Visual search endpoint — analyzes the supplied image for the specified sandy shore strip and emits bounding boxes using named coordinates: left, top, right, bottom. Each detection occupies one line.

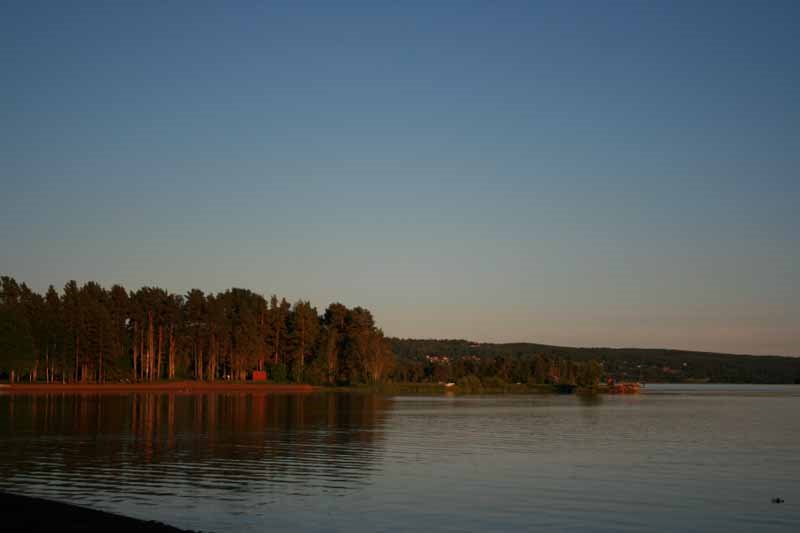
left=0, top=491, right=199, bottom=532
left=1, top=380, right=316, bottom=394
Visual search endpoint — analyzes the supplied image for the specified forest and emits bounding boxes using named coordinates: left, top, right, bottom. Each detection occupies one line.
left=5, top=274, right=794, bottom=387
left=0, top=276, right=393, bottom=385
left=0, top=275, right=606, bottom=389
left=390, top=338, right=800, bottom=384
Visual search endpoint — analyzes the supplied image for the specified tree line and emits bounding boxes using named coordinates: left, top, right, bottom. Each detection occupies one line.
left=393, top=354, right=604, bottom=389
left=389, top=338, right=800, bottom=384
left=0, top=276, right=394, bottom=385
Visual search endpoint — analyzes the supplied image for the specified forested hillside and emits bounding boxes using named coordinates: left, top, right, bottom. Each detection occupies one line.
left=389, top=338, right=800, bottom=384
left=0, top=276, right=393, bottom=385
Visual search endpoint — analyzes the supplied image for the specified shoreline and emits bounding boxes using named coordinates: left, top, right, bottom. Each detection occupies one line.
left=0, top=491, right=195, bottom=532
left=0, top=380, right=316, bottom=394
left=0, top=381, right=623, bottom=395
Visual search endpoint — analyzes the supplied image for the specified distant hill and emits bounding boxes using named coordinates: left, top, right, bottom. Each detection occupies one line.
left=388, top=338, right=800, bottom=384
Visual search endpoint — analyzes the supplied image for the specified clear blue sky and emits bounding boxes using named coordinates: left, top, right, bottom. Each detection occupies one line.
left=2, top=1, right=798, bottom=355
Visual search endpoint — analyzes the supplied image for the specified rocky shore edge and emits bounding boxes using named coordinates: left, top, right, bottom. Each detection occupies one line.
left=0, top=492, right=198, bottom=532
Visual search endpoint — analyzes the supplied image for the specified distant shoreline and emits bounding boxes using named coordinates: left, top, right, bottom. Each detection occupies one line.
left=0, top=381, right=597, bottom=395
left=0, top=380, right=316, bottom=394
left=0, top=491, right=194, bottom=532
left=5, top=381, right=794, bottom=396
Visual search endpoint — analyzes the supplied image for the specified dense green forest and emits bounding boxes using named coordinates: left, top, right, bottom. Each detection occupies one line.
left=0, top=276, right=393, bottom=385
left=390, top=338, right=800, bottom=384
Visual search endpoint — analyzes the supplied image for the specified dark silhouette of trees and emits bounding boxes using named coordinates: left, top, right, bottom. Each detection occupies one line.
left=4, top=274, right=796, bottom=386
left=266, top=296, right=290, bottom=368
left=0, top=275, right=395, bottom=385
left=288, top=300, right=319, bottom=382
left=0, top=277, right=35, bottom=383
left=320, top=303, right=348, bottom=384
left=388, top=338, right=800, bottom=385
left=184, top=288, right=207, bottom=381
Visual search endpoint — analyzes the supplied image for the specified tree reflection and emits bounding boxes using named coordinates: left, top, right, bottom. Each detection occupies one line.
left=0, top=392, right=393, bottom=496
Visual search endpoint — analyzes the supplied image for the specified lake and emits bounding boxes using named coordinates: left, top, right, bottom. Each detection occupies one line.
left=1, top=385, right=798, bottom=532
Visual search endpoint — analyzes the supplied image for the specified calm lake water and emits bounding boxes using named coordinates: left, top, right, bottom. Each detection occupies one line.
left=1, top=385, right=799, bottom=532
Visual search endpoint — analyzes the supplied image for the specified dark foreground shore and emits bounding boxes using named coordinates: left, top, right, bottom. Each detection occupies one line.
left=0, top=492, right=196, bottom=532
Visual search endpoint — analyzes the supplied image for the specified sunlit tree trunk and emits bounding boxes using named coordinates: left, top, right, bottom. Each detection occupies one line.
left=147, top=311, right=154, bottom=382
left=157, top=324, right=164, bottom=381
left=168, top=324, right=176, bottom=379
left=196, top=346, right=204, bottom=381
left=207, top=334, right=217, bottom=382
left=74, top=335, right=80, bottom=383
left=132, top=321, right=138, bottom=381
left=274, top=327, right=280, bottom=365
left=140, top=328, right=145, bottom=381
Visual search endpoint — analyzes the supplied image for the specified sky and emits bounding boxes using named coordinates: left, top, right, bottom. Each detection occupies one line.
left=1, top=1, right=798, bottom=355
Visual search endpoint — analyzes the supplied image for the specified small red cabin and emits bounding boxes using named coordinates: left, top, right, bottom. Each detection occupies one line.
left=252, top=370, right=268, bottom=382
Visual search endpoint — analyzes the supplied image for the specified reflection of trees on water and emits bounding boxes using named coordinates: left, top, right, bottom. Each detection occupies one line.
left=0, top=393, right=393, bottom=495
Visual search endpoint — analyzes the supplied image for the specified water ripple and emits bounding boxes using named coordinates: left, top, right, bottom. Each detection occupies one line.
left=1, top=388, right=799, bottom=532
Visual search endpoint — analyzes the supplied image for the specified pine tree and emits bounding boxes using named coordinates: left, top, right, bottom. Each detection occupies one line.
left=288, top=301, right=319, bottom=382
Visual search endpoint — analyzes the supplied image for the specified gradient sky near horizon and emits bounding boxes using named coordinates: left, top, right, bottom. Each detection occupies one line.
left=2, top=1, right=798, bottom=355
